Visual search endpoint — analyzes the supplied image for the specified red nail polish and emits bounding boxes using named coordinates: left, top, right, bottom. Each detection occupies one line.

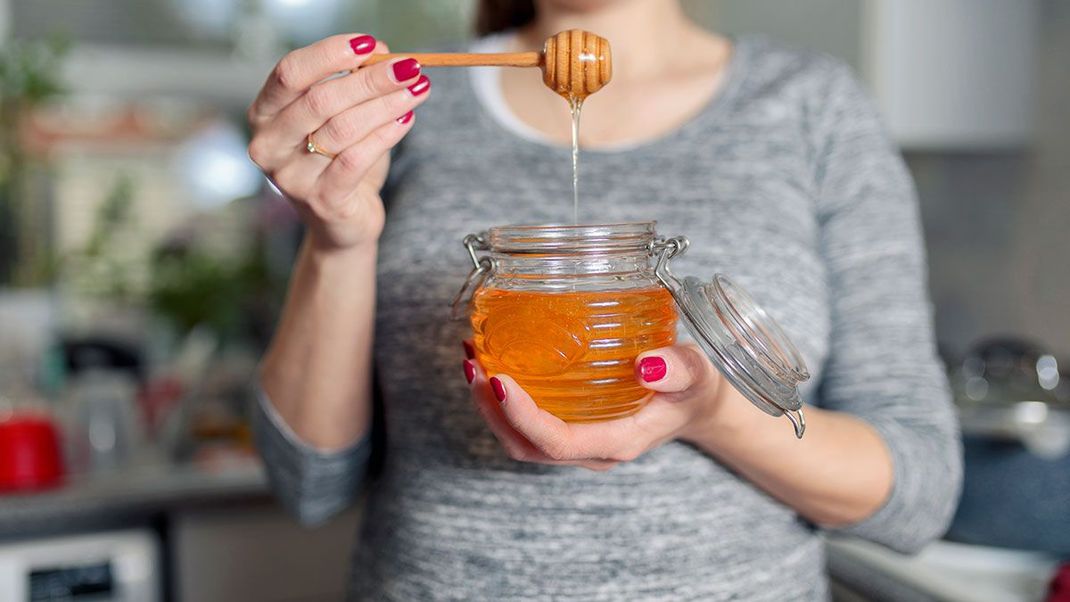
left=396, top=110, right=414, bottom=125
left=463, top=360, right=475, bottom=384
left=463, top=341, right=475, bottom=360
left=392, top=58, right=421, bottom=82
left=490, top=377, right=507, bottom=402
left=638, top=356, right=667, bottom=382
left=349, top=34, right=376, bottom=55
left=407, top=75, right=430, bottom=96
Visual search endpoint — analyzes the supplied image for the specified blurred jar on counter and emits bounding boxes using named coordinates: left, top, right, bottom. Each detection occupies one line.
left=66, top=369, right=143, bottom=474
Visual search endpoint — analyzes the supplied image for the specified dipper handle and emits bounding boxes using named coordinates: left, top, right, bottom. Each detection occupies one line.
left=364, top=52, right=541, bottom=68
left=363, top=29, right=612, bottom=100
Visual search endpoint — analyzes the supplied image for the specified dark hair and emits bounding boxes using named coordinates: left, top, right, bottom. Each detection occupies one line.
left=475, top=0, right=537, bottom=36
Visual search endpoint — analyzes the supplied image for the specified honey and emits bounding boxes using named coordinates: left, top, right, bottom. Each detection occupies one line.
left=568, top=97, right=583, bottom=225
left=471, top=286, right=677, bottom=421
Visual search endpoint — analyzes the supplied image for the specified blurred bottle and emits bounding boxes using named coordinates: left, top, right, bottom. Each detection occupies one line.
left=67, top=369, right=142, bottom=474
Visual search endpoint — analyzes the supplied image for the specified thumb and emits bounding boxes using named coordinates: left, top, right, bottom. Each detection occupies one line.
left=635, top=345, right=714, bottom=394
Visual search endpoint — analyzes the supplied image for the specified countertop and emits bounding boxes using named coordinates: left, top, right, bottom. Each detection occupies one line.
left=0, top=457, right=271, bottom=540
left=827, top=536, right=1061, bottom=601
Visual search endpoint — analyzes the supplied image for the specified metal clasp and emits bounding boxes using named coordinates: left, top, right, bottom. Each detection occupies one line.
left=785, top=408, right=806, bottom=439
left=651, top=236, right=689, bottom=289
left=449, top=233, right=492, bottom=320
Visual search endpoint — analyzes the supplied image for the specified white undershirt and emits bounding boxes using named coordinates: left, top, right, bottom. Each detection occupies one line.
left=468, top=33, right=554, bottom=145
left=468, top=33, right=641, bottom=151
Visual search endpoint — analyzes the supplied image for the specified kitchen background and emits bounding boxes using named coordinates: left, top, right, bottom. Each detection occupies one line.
left=0, top=1, right=1066, bottom=601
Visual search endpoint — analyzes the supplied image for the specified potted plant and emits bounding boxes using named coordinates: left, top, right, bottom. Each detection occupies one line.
left=0, top=38, right=68, bottom=287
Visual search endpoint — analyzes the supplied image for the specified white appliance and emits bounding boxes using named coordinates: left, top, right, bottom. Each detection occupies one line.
left=0, top=529, right=161, bottom=602
left=829, top=537, right=1061, bottom=601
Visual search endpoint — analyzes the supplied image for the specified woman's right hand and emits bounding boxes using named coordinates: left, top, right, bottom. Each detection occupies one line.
left=247, top=34, right=431, bottom=251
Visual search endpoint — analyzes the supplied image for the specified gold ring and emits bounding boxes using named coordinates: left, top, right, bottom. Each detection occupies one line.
left=306, top=133, right=335, bottom=160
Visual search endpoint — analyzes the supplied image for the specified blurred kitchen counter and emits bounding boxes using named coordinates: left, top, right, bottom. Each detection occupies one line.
left=0, top=457, right=272, bottom=540
left=827, top=536, right=1060, bottom=602
left=5, top=463, right=1060, bottom=601
left=0, top=458, right=361, bottom=602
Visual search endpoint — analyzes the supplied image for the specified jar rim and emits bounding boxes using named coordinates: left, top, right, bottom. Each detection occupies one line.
left=486, top=222, right=656, bottom=254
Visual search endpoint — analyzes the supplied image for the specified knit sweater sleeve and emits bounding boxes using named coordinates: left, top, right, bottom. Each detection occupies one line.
left=252, top=384, right=371, bottom=526
left=811, top=61, right=963, bottom=553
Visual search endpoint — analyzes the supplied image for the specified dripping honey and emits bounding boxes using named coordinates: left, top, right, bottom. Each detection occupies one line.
left=568, top=97, right=583, bottom=225
left=471, top=286, right=677, bottom=422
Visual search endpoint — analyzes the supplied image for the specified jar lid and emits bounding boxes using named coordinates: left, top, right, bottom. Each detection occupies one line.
left=655, top=244, right=810, bottom=437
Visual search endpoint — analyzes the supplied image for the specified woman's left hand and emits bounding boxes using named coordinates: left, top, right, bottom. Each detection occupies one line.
left=462, top=341, right=739, bottom=471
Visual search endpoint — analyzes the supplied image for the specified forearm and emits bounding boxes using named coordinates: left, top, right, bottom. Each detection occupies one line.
left=259, top=237, right=377, bottom=450
left=684, top=391, right=894, bottom=527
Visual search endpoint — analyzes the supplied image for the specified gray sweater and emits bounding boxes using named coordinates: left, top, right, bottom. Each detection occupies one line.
left=254, top=36, right=962, bottom=601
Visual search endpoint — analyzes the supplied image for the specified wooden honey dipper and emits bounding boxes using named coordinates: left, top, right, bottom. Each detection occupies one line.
left=365, top=29, right=612, bottom=100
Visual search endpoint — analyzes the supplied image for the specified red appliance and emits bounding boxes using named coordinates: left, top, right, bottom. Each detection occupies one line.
left=0, top=412, right=64, bottom=491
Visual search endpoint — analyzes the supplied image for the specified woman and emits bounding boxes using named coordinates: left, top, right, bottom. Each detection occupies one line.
left=247, top=0, right=961, bottom=599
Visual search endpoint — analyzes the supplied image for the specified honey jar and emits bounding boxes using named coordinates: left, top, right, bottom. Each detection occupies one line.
left=452, top=223, right=811, bottom=437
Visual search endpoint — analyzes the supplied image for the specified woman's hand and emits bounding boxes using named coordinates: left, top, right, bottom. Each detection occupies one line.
left=463, top=340, right=895, bottom=525
left=462, top=341, right=749, bottom=471
left=247, top=33, right=431, bottom=251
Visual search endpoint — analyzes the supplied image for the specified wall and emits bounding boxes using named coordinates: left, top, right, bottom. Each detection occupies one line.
left=687, top=0, right=1068, bottom=361
left=913, top=0, right=1070, bottom=360
left=683, top=0, right=864, bottom=72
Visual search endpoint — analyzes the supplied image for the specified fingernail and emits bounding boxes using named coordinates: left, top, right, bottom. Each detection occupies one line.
left=396, top=110, right=414, bottom=125
left=462, top=341, right=475, bottom=360
left=638, top=356, right=667, bottom=383
left=489, top=377, right=507, bottom=403
left=407, top=74, right=430, bottom=96
left=391, top=58, right=421, bottom=82
left=463, top=360, right=475, bottom=384
left=349, top=34, right=376, bottom=55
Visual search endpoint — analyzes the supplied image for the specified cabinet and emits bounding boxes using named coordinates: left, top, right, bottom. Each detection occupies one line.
left=686, top=0, right=1040, bottom=149
left=173, top=505, right=360, bottom=602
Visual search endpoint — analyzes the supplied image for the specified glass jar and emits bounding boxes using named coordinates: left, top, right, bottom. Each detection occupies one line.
left=452, top=222, right=811, bottom=437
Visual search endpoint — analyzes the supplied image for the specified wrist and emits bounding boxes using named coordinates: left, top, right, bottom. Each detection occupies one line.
left=296, top=235, right=378, bottom=294
left=679, top=385, right=771, bottom=450
left=302, top=232, right=377, bottom=267
left=305, top=228, right=379, bottom=258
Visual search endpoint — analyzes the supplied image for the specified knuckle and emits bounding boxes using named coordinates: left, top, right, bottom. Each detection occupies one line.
left=303, top=84, right=335, bottom=117
left=682, top=348, right=708, bottom=382
left=503, top=445, right=530, bottom=462
left=245, top=104, right=261, bottom=127
left=306, top=198, right=330, bottom=219
left=312, top=195, right=359, bottom=223
left=270, top=176, right=300, bottom=204
left=539, top=438, right=572, bottom=462
left=273, top=55, right=302, bottom=92
left=334, top=147, right=364, bottom=173
left=308, top=195, right=345, bottom=221
left=246, top=137, right=269, bottom=167
left=614, top=446, right=642, bottom=463
left=350, top=69, right=380, bottom=101
left=368, top=125, right=396, bottom=150
left=322, top=114, right=359, bottom=145
left=377, top=92, right=406, bottom=117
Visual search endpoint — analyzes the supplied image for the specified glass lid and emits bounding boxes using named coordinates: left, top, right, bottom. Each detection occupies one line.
left=653, top=239, right=810, bottom=438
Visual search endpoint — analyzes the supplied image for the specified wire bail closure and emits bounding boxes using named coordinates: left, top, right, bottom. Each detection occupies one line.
left=450, top=234, right=491, bottom=320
